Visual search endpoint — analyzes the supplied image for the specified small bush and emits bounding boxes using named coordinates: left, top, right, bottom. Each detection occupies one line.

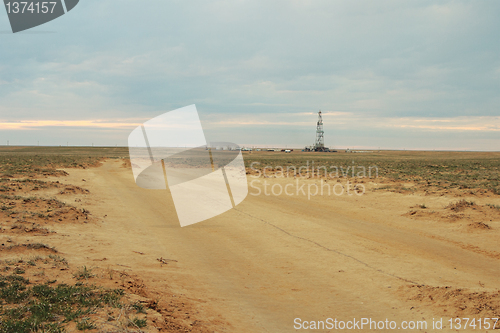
left=13, top=267, right=25, bottom=275
left=73, top=266, right=95, bottom=280
left=48, top=255, right=69, bottom=267
left=446, top=199, right=475, bottom=211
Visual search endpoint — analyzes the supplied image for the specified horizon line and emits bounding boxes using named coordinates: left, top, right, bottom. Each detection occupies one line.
left=0, top=145, right=499, bottom=153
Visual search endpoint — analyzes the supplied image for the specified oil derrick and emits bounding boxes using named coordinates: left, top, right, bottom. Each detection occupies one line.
left=314, top=111, right=325, bottom=151
left=304, top=110, right=331, bottom=152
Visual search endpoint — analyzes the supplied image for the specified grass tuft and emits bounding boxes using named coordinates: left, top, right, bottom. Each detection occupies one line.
left=73, top=266, right=95, bottom=281
left=446, top=199, right=476, bottom=211
left=129, top=317, right=147, bottom=328
left=76, top=317, right=96, bottom=331
left=486, top=203, right=500, bottom=210
left=132, top=302, right=147, bottom=314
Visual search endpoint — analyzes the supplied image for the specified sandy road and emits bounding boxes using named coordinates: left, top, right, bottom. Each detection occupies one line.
left=51, top=159, right=500, bottom=332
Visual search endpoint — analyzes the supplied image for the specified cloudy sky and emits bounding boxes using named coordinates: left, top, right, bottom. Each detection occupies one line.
left=0, top=0, right=498, bottom=150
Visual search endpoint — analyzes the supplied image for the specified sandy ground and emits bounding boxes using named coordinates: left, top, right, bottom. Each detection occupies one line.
left=28, top=159, right=500, bottom=332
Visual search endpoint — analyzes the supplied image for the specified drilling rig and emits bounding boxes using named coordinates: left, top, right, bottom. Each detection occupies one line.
left=305, top=111, right=330, bottom=152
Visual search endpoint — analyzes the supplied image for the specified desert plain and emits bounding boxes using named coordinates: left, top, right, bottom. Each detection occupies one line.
left=1, top=146, right=499, bottom=332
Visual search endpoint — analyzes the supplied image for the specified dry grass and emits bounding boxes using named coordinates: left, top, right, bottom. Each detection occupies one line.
left=243, top=150, right=500, bottom=195
left=446, top=199, right=476, bottom=211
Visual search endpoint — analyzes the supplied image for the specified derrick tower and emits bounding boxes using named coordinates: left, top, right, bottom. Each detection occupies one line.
left=314, top=110, right=324, bottom=150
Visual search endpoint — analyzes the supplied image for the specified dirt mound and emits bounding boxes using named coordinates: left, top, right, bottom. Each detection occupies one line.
left=59, top=185, right=90, bottom=195
left=0, top=195, right=91, bottom=225
left=446, top=199, right=476, bottom=212
left=467, top=221, right=492, bottom=230
left=7, top=222, right=54, bottom=235
left=122, top=158, right=132, bottom=168
left=403, top=284, right=500, bottom=321
left=0, top=242, right=58, bottom=254
left=0, top=179, right=65, bottom=195
left=404, top=200, right=500, bottom=227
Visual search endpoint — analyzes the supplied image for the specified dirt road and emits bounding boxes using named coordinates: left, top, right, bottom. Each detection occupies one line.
left=49, top=159, right=500, bottom=332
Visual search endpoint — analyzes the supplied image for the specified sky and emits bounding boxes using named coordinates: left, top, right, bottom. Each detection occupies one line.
left=0, top=0, right=499, bottom=150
